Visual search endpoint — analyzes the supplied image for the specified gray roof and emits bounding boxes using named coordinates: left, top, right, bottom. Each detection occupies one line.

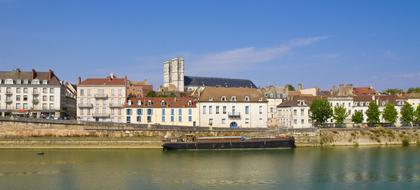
left=0, top=69, right=61, bottom=85
left=184, top=76, right=257, bottom=88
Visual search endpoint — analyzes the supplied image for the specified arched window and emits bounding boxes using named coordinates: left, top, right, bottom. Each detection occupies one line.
left=244, top=96, right=250, bottom=102
left=221, top=96, right=226, bottom=101
left=209, top=97, right=213, bottom=101
left=231, top=96, right=237, bottom=102
left=187, top=100, right=192, bottom=107
left=147, top=100, right=152, bottom=106
left=137, top=100, right=142, bottom=106
left=161, top=100, right=166, bottom=107
left=127, top=100, right=132, bottom=106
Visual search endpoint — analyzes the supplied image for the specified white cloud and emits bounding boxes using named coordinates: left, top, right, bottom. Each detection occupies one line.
left=186, top=36, right=328, bottom=74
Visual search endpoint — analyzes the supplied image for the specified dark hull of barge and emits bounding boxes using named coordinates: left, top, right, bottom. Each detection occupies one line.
left=162, top=138, right=296, bottom=151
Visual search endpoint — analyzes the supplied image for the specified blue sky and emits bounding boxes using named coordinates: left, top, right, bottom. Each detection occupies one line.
left=0, top=0, right=419, bottom=90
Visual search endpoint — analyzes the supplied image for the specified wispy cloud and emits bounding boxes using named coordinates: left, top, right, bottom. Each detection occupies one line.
left=186, top=36, right=328, bottom=75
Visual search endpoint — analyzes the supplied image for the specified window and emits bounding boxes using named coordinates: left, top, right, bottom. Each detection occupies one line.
left=223, top=106, right=227, bottom=114
left=23, top=88, right=28, bottom=93
left=187, top=100, right=192, bottom=107
left=244, top=96, right=250, bottom=101
left=294, top=119, right=297, bottom=124
left=137, top=109, right=143, bottom=115
left=147, top=116, right=152, bottom=123
left=171, top=115, right=174, bottom=122
left=49, top=103, right=54, bottom=109
left=126, top=116, right=131, bottom=123
left=49, top=96, right=54, bottom=101
left=5, top=79, right=13, bottom=84
left=42, top=103, right=47, bottom=109
left=126, top=109, right=132, bottom=115
left=23, top=95, right=28, bottom=101
left=118, top=109, right=122, bottom=115
left=245, top=106, right=249, bottom=114
left=87, top=89, right=91, bottom=96
left=245, top=118, right=249, bottom=124
left=137, top=100, right=142, bottom=106
left=231, top=96, right=237, bottom=102
left=301, top=119, right=304, bottom=124
left=188, top=108, right=192, bottom=115
left=209, top=97, right=213, bottom=101
left=136, top=116, right=141, bottom=122
left=127, top=100, right=132, bottom=106
left=147, top=109, right=152, bottom=115
left=42, top=80, right=48, bottom=84
left=50, top=88, right=54, bottom=93
left=171, top=108, right=175, bottom=115
left=16, top=88, right=21, bottom=93
left=301, top=109, right=304, bottom=116
left=259, top=106, right=263, bottom=114
left=41, top=95, right=47, bottom=101
left=16, top=95, right=21, bottom=101
left=216, top=106, right=219, bottom=114
left=16, top=103, right=21, bottom=109
left=232, top=106, right=236, bottom=113
left=32, top=79, right=39, bottom=85
left=209, top=118, right=213, bottom=126
left=293, top=109, right=297, bottom=116
left=147, top=100, right=152, bottom=106
left=118, top=89, right=122, bottom=96
left=162, top=115, right=166, bottom=122
left=222, top=118, right=226, bottom=124
left=202, top=106, right=206, bottom=114
left=80, top=89, right=84, bottom=96
left=209, top=106, right=212, bottom=114
left=43, top=88, right=47, bottom=94
left=178, top=115, right=182, bottom=122
left=111, top=89, right=115, bottom=96
left=188, top=116, right=192, bottom=122
left=178, top=109, right=182, bottom=115
left=162, top=108, right=166, bottom=115
left=161, top=100, right=166, bottom=107
left=221, top=96, right=226, bottom=101
left=16, top=79, right=21, bottom=84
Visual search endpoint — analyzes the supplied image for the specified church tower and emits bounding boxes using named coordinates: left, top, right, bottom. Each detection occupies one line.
left=163, top=57, right=184, bottom=92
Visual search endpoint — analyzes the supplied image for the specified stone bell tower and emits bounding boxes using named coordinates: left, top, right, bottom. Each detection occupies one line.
left=163, top=57, right=184, bottom=92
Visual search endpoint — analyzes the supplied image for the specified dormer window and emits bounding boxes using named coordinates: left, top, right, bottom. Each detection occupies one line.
left=231, top=96, right=237, bottom=102
left=137, top=100, right=142, bottom=106
left=16, top=79, right=21, bottom=84
left=161, top=100, right=166, bottom=107
left=42, top=80, right=48, bottom=85
left=209, top=97, right=214, bottom=101
left=5, top=79, right=13, bottom=84
left=32, top=79, right=40, bottom=85
left=0, top=79, right=2, bottom=84
left=382, top=101, right=386, bottom=106
left=258, top=98, right=263, bottom=102
left=23, top=80, right=28, bottom=84
left=147, top=100, right=152, bottom=106
left=187, top=100, right=192, bottom=107
left=127, top=100, right=132, bottom=106
left=244, top=96, right=250, bottom=102
left=221, top=96, right=226, bottom=101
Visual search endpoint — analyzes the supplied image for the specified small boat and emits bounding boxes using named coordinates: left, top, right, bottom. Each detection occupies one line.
left=162, top=134, right=295, bottom=151
left=36, top=152, right=45, bottom=155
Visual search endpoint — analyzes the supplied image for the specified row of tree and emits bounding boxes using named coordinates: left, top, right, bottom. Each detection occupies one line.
left=309, top=99, right=420, bottom=127
left=383, top=87, right=420, bottom=95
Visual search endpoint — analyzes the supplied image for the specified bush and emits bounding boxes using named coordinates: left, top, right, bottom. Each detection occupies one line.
left=402, top=139, right=410, bottom=146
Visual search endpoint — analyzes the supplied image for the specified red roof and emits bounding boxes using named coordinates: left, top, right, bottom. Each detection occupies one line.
left=79, top=77, right=126, bottom=86
left=353, top=87, right=376, bottom=96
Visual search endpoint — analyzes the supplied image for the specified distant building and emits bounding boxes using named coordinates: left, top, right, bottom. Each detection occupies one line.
left=127, top=80, right=153, bottom=98
left=124, top=97, right=197, bottom=126
left=353, top=86, right=376, bottom=96
left=197, top=87, right=267, bottom=128
left=277, top=96, right=319, bottom=128
left=260, top=86, right=287, bottom=128
left=0, top=68, right=76, bottom=119
left=77, top=74, right=127, bottom=122
left=161, top=57, right=257, bottom=92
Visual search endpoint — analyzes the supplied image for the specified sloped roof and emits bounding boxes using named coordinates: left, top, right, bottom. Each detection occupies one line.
left=126, top=97, right=196, bottom=108
left=198, top=87, right=266, bottom=103
left=353, top=87, right=376, bottom=95
left=184, top=76, right=257, bottom=88
left=277, top=95, right=320, bottom=108
left=79, top=77, right=126, bottom=86
left=0, top=69, right=61, bottom=85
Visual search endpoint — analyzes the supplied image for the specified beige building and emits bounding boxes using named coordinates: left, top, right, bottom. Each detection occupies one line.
left=197, top=87, right=268, bottom=128
left=162, top=57, right=184, bottom=92
left=0, top=69, right=76, bottom=119
left=124, top=97, right=197, bottom=126
left=77, top=74, right=127, bottom=122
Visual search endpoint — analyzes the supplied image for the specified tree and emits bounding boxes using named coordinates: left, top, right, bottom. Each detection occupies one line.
left=366, top=101, right=380, bottom=125
left=333, top=105, right=349, bottom=125
left=382, top=103, right=398, bottom=125
left=351, top=111, right=364, bottom=124
left=309, top=99, right=333, bottom=127
left=383, top=88, right=403, bottom=95
left=415, top=105, right=420, bottom=123
left=286, top=84, right=295, bottom=91
left=400, top=102, right=414, bottom=126
left=407, top=87, right=420, bottom=94
left=146, top=91, right=157, bottom=97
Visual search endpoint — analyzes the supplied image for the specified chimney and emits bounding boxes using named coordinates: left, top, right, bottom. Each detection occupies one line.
left=77, top=77, right=81, bottom=85
left=48, top=69, right=53, bottom=79
left=31, top=69, right=36, bottom=79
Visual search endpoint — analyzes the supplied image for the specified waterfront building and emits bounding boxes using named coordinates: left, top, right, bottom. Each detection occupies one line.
left=0, top=68, right=76, bottom=119
left=124, top=97, right=198, bottom=126
left=77, top=74, right=127, bottom=122
left=277, top=96, right=318, bottom=128
left=161, top=57, right=257, bottom=93
left=197, top=87, right=268, bottom=128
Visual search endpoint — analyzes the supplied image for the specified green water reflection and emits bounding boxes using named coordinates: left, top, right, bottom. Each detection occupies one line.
left=0, top=147, right=419, bottom=190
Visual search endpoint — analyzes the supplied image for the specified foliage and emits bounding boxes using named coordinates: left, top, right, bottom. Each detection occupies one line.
left=366, top=101, right=380, bottom=125
left=309, top=99, right=333, bottom=127
left=407, top=87, right=420, bottom=94
left=333, top=105, right=349, bottom=124
left=400, top=102, right=414, bottom=126
left=286, top=84, right=295, bottom=91
left=382, top=103, right=398, bottom=124
left=383, top=88, right=403, bottom=95
left=351, top=111, right=364, bottom=124
left=415, top=105, right=420, bottom=123
left=146, top=91, right=157, bottom=97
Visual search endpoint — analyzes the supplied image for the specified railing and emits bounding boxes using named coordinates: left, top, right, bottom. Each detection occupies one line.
left=32, top=91, right=40, bottom=95
left=33, top=99, right=39, bottom=104
left=228, top=112, right=241, bottom=117
left=94, top=94, right=108, bottom=99
left=78, top=103, right=93, bottom=108
left=5, top=99, right=13, bottom=103
left=5, top=91, right=13, bottom=95
left=109, top=103, right=123, bottom=108
left=92, top=113, right=110, bottom=118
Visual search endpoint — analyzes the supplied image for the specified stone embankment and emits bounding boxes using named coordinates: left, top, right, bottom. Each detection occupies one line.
left=0, top=118, right=419, bottom=148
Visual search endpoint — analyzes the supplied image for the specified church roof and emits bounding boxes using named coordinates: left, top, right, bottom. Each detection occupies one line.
left=184, top=76, right=257, bottom=88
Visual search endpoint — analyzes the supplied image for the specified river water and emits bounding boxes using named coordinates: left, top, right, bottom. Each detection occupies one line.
left=0, top=147, right=419, bottom=190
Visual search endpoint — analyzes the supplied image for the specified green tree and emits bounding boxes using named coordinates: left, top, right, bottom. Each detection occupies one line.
left=407, top=87, right=420, bottom=94
left=333, top=105, right=349, bottom=125
left=146, top=91, right=157, bottom=97
left=309, top=99, right=333, bottom=127
left=415, top=105, right=420, bottom=123
left=286, top=84, right=295, bottom=91
left=366, top=101, right=380, bottom=125
left=383, top=88, right=403, bottom=95
left=351, top=111, right=364, bottom=124
left=382, top=103, right=398, bottom=125
left=400, top=102, right=414, bottom=126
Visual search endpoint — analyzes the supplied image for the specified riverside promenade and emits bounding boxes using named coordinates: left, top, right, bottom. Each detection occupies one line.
left=0, top=117, right=419, bottom=148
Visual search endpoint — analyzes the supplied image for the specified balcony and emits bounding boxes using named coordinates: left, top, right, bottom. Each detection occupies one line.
left=109, top=103, right=123, bottom=108
left=5, top=99, right=13, bottom=104
left=5, top=91, right=13, bottom=95
left=78, top=103, right=93, bottom=108
left=32, top=91, right=40, bottom=95
left=94, top=94, right=108, bottom=99
left=228, top=112, right=241, bottom=118
left=92, top=113, right=110, bottom=118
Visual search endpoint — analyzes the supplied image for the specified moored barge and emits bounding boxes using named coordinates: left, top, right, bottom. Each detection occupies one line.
left=162, top=135, right=295, bottom=150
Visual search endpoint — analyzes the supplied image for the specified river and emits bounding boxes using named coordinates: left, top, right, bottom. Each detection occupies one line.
left=0, top=147, right=419, bottom=190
